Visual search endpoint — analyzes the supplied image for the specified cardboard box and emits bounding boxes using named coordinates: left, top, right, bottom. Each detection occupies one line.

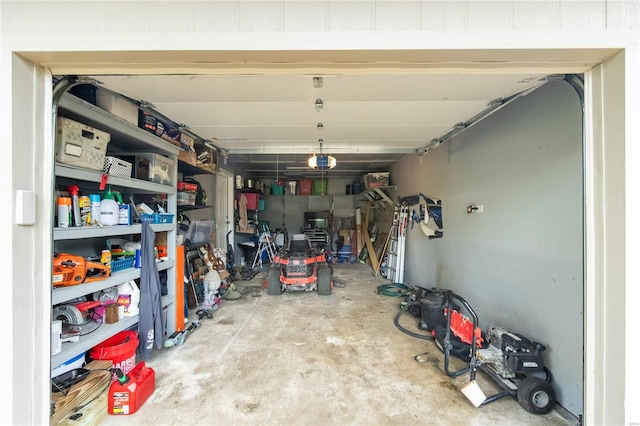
left=178, top=149, right=197, bottom=166
left=195, top=145, right=217, bottom=172
left=155, top=231, right=167, bottom=246
left=180, top=132, right=195, bottom=148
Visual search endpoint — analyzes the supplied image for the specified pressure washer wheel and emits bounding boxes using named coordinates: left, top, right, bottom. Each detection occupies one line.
left=267, top=267, right=282, bottom=295
left=317, top=266, right=332, bottom=296
left=517, top=377, right=556, bottom=415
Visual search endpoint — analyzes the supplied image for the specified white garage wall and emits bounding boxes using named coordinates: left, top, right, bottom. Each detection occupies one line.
left=391, top=80, right=583, bottom=415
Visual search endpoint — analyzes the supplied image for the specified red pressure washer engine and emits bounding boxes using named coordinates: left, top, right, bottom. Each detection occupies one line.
left=265, top=234, right=333, bottom=296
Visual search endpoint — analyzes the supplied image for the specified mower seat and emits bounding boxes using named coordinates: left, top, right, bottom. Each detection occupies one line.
left=287, top=234, right=312, bottom=255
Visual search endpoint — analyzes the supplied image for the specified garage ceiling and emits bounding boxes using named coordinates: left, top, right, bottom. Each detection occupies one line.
left=92, top=73, right=552, bottom=180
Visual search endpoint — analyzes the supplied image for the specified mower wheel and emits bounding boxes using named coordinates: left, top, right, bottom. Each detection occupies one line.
left=317, top=266, right=332, bottom=296
left=517, top=376, right=556, bottom=415
left=266, top=267, right=282, bottom=295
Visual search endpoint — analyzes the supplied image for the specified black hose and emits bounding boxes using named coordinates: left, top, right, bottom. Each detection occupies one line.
left=394, top=302, right=435, bottom=341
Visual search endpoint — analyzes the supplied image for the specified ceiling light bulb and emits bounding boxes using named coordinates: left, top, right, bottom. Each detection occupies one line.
left=315, top=98, right=323, bottom=112
left=317, top=122, right=324, bottom=129
left=308, top=154, right=336, bottom=170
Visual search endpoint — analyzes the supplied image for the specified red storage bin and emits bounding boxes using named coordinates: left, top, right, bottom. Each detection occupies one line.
left=177, top=181, right=198, bottom=192
left=299, top=179, right=313, bottom=195
left=238, top=192, right=260, bottom=210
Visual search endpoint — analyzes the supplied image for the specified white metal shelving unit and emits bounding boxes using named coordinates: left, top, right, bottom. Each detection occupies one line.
left=52, top=91, right=179, bottom=369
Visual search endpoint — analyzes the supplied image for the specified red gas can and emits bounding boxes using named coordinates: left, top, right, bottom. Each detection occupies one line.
left=108, top=361, right=155, bottom=415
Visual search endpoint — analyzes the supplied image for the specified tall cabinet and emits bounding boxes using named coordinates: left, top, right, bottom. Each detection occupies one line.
left=52, top=92, right=179, bottom=369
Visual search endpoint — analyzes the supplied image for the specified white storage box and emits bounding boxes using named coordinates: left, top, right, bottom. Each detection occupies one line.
left=55, top=117, right=111, bottom=171
left=103, top=156, right=133, bottom=178
left=96, top=88, right=139, bottom=125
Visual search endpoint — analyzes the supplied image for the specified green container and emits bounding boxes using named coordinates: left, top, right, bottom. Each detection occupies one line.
left=271, top=184, right=284, bottom=195
left=313, top=179, right=328, bottom=195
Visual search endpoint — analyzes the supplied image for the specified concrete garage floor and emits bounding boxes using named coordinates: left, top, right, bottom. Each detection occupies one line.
left=101, top=263, right=575, bottom=426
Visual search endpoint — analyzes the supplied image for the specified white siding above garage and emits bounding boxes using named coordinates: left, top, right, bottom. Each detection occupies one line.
left=1, top=1, right=637, bottom=34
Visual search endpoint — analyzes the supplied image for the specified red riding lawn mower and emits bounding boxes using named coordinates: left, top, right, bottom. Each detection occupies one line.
left=265, top=234, right=333, bottom=296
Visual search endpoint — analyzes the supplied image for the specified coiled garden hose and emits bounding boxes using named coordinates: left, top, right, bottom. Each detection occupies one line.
left=376, top=283, right=410, bottom=297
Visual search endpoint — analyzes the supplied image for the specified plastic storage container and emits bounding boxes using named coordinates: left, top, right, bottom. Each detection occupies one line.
left=285, top=181, right=297, bottom=195
left=103, top=156, right=133, bottom=178
left=55, top=116, right=111, bottom=171
left=313, top=179, right=328, bottom=195
left=125, top=153, right=175, bottom=185
left=111, top=256, right=135, bottom=273
left=362, top=172, right=390, bottom=189
left=238, top=192, right=260, bottom=210
left=299, top=179, right=313, bottom=195
left=177, top=192, right=196, bottom=206
left=51, top=352, right=86, bottom=378
left=185, top=220, right=214, bottom=246
left=96, top=87, right=139, bottom=126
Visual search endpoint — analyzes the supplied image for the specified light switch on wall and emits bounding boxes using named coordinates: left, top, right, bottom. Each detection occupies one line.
left=467, top=204, right=484, bottom=214
left=16, top=190, right=36, bottom=225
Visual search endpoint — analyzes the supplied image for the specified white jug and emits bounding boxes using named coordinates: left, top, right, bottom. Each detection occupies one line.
left=116, top=280, right=140, bottom=317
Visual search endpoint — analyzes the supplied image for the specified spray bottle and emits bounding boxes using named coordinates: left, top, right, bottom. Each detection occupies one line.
left=68, top=185, right=81, bottom=227
left=100, top=185, right=123, bottom=226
